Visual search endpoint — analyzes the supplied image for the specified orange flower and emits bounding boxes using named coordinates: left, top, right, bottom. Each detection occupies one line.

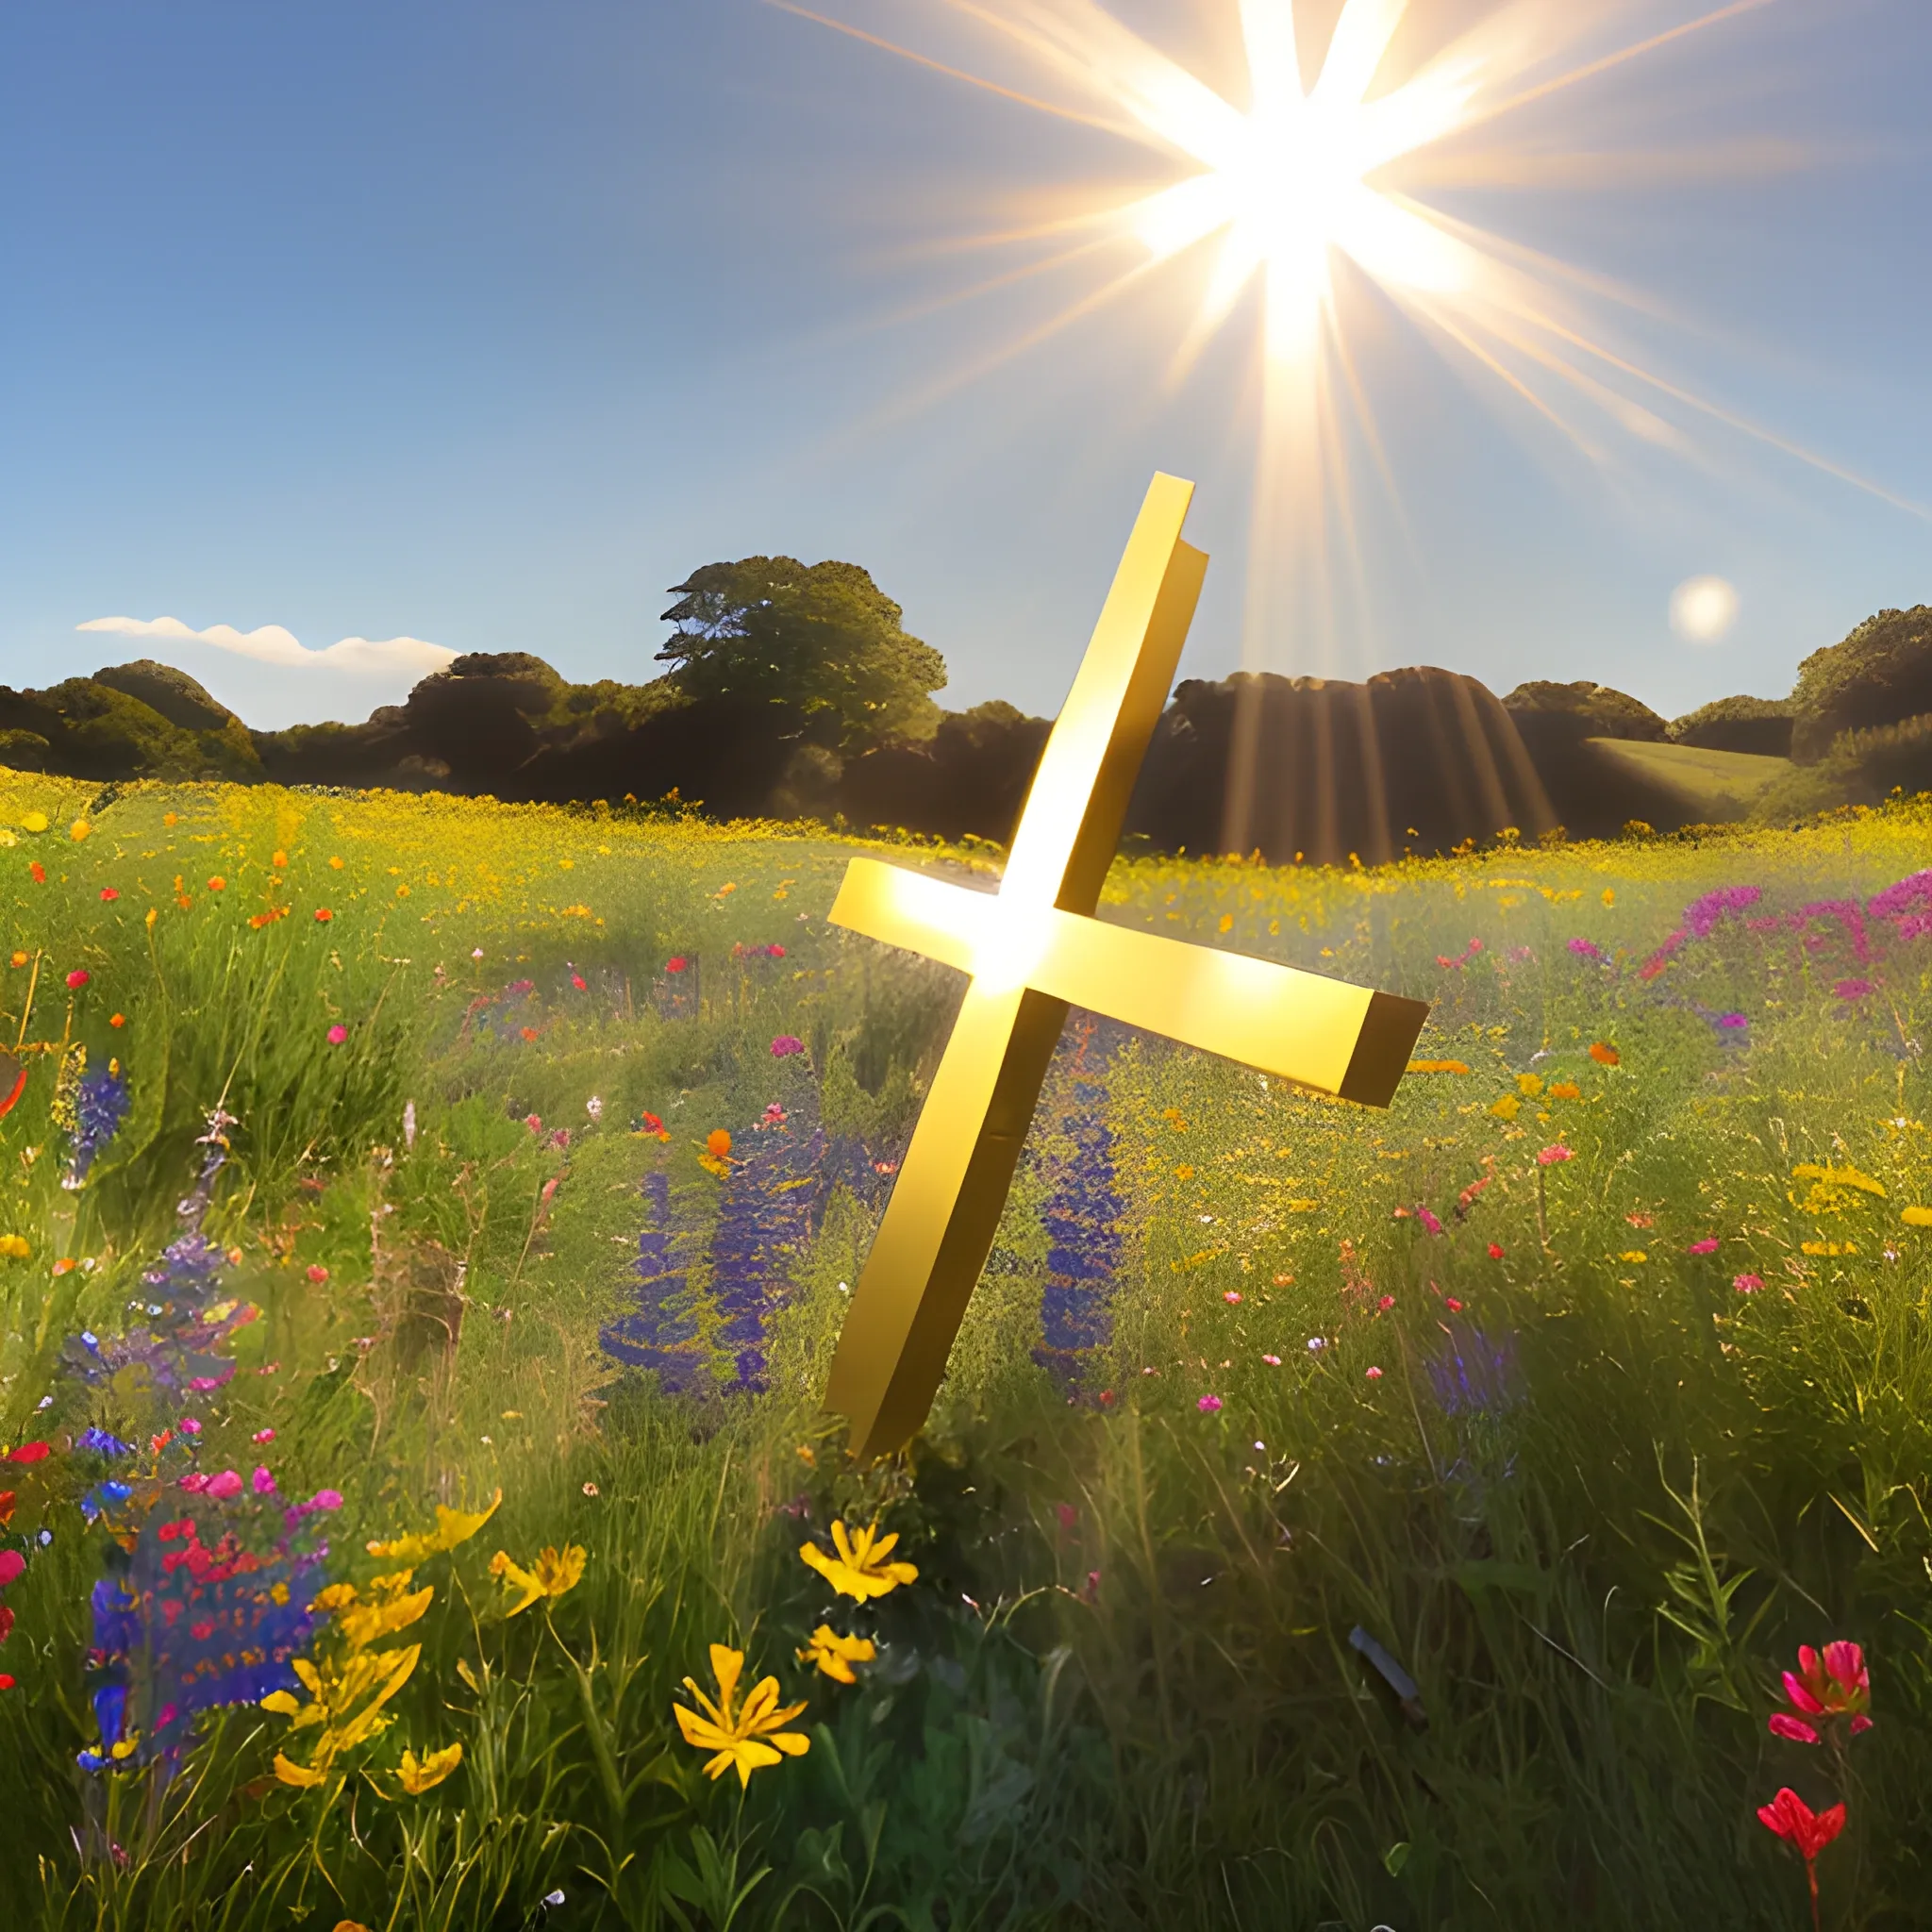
left=208, top=876, right=225, bottom=891
left=1589, top=1042, right=1620, bottom=1065
left=707, top=1129, right=732, bottom=1160
left=1548, top=1082, right=1580, bottom=1101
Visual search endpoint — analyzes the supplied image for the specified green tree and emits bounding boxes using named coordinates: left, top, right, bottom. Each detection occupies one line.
left=658, top=558, right=946, bottom=749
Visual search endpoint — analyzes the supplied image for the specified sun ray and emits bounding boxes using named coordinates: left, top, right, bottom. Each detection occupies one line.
left=780, top=0, right=1925, bottom=675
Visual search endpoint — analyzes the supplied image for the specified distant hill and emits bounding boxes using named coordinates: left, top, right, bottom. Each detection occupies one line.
left=5, top=588, right=1930, bottom=856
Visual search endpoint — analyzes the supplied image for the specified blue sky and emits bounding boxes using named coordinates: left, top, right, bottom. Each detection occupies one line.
left=1, top=0, right=1927, bottom=729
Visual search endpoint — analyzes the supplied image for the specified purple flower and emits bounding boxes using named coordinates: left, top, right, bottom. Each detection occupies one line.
left=64, top=1065, right=131, bottom=1190
left=770, top=1034, right=805, bottom=1058
left=1833, top=978, right=1874, bottom=1000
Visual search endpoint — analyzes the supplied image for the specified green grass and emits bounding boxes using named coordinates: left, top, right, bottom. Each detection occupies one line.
left=0, top=775, right=1929, bottom=1929
left=1586, top=736, right=1791, bottom=820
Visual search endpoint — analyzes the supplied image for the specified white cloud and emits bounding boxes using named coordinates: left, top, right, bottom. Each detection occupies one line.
left=76, top=615, right=457, bottom=677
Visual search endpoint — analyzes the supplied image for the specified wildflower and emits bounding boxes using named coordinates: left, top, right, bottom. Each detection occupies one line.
left=0, top=1236, right=26, bottom=1259
left=7, top=952, right=22, bottom=968
left=325, top=1024, right=347, bottom=1046
left=1490, top=1095, right=1520, bottom=1121
left=586, top=1095, right=604, bottom=1123
left=366, top=1492, right=502, bottom=1563
left=759, top=1101, right=787, bottom=1127
left=393, top=1741, right=463, bottom=1795
left=1517, top=1074, right=1543, bottom=1096
left=1734, top=1274, right=1764, bottom=1293
left=488, top=1544, right=586, bottom=1616
left=263, top=1644, right=422, bottom=1786
left=665, top=956, right=688, bottom=974
left=1589, top=1041, right=1620, bottom=1065
left=1567, top=939, right=1604, bottom=960
left=1688, top=1238, right=1721, bottom=1255
left=66, top=969, right=90, bottom=990
left=21, top=812, right=46, bottom=834
left=208, top=876, right=225, bottom=891
left=797, top=1624, right=875, bottom=1684
left=582, top=1482, right=599, bottom=1497
left=1306, top=1336, right=1325, bottom=1352
left=673, top=1643, right=809, bottom=1787
left=1197, top=1393, right=1223, bottom=1413
left=1757, top=1787, right=1845, bottom=1923
left=771, top=1034, right=805, bottom=1058
left=1904, top=1207, right=1932, bottom=1228
left=52, top=1257, right=75, bottom=1277
left=1487, top=1242, right=1505, bottom=1259
left=71, top=820, right=91, bottom=841
left=1406, top=1058, right=1471, bottom=1074
left=1773, top=1641, right=1873, bottom=1744
left=799, top=1520, right=918, bottom=1602
left=1444, top=1296, right=1463, bottom=1312
left=1833, top=978, right=1874, bottom=1000
left=1536, top=1144, right=1573, bottom=1166
left=307, top=1264, right=329, bottom=1283
left=99, top=887, right=119, bottom=903
left=638, top=1110, right=670, bottom=1142
left=1261, top=1353, right=1281, bottom=1366
left=109, top=1013, right=125, bottom=1028
left=314, top=908, right=332, bottom=924
left=1365, top=1366, right=1383, bottom=1380
left=1548, top=1082, right=1580, bottom=1101
left=1415, top=1205, right=1443, bottom=1236
left=1620, top=1251, right=1648, bottom=1264
left=1223, top=1290, right=1241, bottom=1304
left=253, top=1428, right=275, bottom=1443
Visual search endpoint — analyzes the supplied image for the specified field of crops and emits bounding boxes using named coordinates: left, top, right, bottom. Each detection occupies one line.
left=1, top=773, right=1929, bottom=1930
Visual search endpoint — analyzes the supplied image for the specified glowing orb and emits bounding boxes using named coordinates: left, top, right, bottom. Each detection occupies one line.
left=1669, top=575, right=1740, bottom=642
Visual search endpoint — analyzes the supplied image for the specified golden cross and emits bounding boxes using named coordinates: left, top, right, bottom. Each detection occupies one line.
left=824, top=474, right=1429, bottom=1458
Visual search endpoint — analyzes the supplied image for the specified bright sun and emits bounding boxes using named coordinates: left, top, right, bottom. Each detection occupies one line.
left=1125, top=0, right=1473, bottom=360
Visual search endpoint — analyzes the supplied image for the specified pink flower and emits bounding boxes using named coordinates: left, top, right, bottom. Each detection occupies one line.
left=306, top=1263, right=328, bottom=1283
left=525, top=1113, right=542, bottom=1133
left=1536, top=1144, right=1574, bottom=1165
left=1365, top=1365, right=1384, bottom=1381
left=771, top=1034, right=805, bottom=1058
left=1224, top=1290, right=1241, bottom=1304
left=65, top=969, right=89, bottom=990
left=1055, top=1502, right=1078, bottom=1532
left=311, top=1490, right=343, bottom=1510
left=1377, top=1293, right=1395, bottom=1310
left=1688, top=1238, right=1720, bottom=1255
left=1733, top=1273, right=1764, bottom=1294
left=1261, top=1354, right=1281, bottom=1366
left=1768, top=1711, right=1820, bottom=1745
left=1757, top=1785, right=1846, bottom=1864
left=0, top=1549, right=25, bottom=1587
left=768, top=944, right=786, bottom=958
left=1197, top=1393, right=1223, bottom=1414
left=252, top=1466, right=276, bottom=1495
left=252, top=1428, right=275, bottom=1444
left=1833, top=978, right=1874, bottom=1001
left=177, top=1417, right=202, bottom=1437
left=1415, top=1205, right=1443, bottom=1236
left=1776, top=1641, right=1873, bottom=1741
left=325, top=1024, right=347, bottom=1045
left=205, top=1470, right=243, bottom=1500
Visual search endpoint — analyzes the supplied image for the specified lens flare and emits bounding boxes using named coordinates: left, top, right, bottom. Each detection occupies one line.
left=1670, top=574, right=1739, bottom=641
left=777, top=0, right=1924, bottom=673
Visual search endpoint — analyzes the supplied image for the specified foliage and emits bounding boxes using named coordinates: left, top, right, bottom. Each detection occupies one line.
left=658, top=558, right=947, bottom=751
left=1502, top=677, right=1671, bottom=741
left=0, top=774, right=1930, bottom=1925
left=1669, top=693, right=1795, bottom=757
left=1790, top=606, right=1932, bottom=761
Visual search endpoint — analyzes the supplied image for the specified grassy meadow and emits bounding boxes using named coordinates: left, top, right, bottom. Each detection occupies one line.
left=0, top=774, right=1929, bottom=1929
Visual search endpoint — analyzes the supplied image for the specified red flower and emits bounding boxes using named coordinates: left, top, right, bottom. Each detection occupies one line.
left=0, top=1490, right=14, bottom=1526
left=28, top=862, right=44, bottom=884
left=1487, top=1242, right=1505, bottom=1259
left=65, top=969, right=89, bottom=990
left=1758, top=1784, right=1849, bottom=1930
left=666, top=956, right=688, bottom=973
left=8, top=1441, right=50, bottom=1463
left=314, top=908, right=332, bottom=923
left=0, top=1605, right=13, bottom=1642
left=1758, top=1787, right=1845, bottom=1860
left=99, top=887, right=119, bottom=902
left=1774, top=1641, right=1873, bottom=1740
left=0, top=1674, right=14, bottom=1690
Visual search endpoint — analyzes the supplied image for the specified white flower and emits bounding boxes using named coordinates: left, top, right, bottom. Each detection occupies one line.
left=586, top=1095, right=605, bottom=1123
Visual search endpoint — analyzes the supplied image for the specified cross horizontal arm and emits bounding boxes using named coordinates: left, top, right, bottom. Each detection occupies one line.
left=828, top=857, right=1428, bottom=1107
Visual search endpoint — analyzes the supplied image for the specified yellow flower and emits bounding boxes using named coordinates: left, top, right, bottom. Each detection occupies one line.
left=70, top=819, right=91, bottom=841
left=673, top=1643, right=810, bottom=1787
left=1902, top=1206, right=1932, bottom=1227
left=1516, top=1074, right=1543, bottom=1097
left=336, top=1577, right=435, bottom=1651
left=1548, top=1082, right=1580, bottom=1101
left=396, top=1742, right=463, bottom=1794
left=365, top=1490, right=501, bottom=1563
left=1489, top=1095, right=1521, bottom=1121
left=799, top=1520, right=918, bottom=1604
left=488, top=1543, right=586, bottom=1616
left=20, top=811, right=47, bottom=834
left=1407, top=1058, right=1471, bottom=1074
left=797, top=1624, right=875, bottom=1685
left=1620, top=1250, right=1648, bottom=1264
left=0, top=1235, right=29, bottom=1259
left=262, top=1645, right=422, bottom=1784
